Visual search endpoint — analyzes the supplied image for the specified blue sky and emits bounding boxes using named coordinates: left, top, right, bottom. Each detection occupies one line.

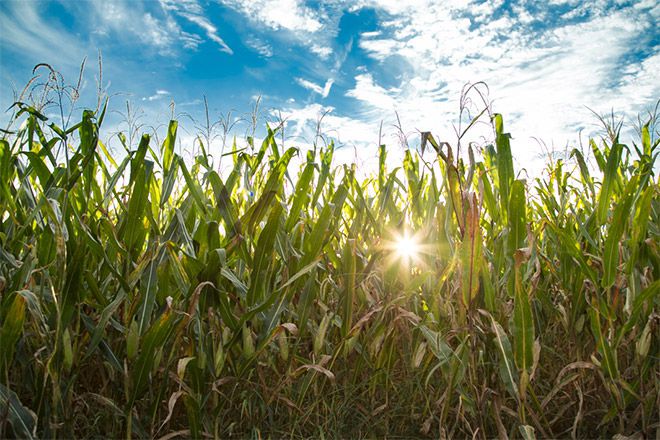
left=0, top=0, right=658, bottom=172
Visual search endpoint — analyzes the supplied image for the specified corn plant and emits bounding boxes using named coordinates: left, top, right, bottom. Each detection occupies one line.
left=0, top=82, right=658, bottom=439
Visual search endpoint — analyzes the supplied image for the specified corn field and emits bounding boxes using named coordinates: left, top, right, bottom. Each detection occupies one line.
left=0, top=87, right=658, bottom=438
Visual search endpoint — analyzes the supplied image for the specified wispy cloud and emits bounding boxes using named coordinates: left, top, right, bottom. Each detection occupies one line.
left=309, top=44, right=333, bottom=59
left=65, top=0, right=232, bottom=56
left=2, top=0, right=656, bottom=175
left=296, top=78, right=334, bottom=98
left=245, top=37, right=273, bottom=57
left=77, top=1, right=194, bottom=57
left=346, top=74, right=397, bottom=111
left=337, top=0, right=660, bottom=166
left=219, top=0, right=323, bottom=33
left=159, top=0, right=233, bottom=54
left=142, top=89, right=170, bottom=101
left=218, top=0, right=334, bottom=57
left=0, top=1, right=86, bottom=70
left=259, top=0, right=659, bottom=175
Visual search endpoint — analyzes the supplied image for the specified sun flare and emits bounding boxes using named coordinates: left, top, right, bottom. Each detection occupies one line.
left=383, top=229, right=428, bottom=269
left=395, top=235, right=419, bottom=260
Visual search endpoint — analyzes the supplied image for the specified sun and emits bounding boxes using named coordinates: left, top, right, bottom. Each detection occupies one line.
left=395, top=234, right=420, bottom=260
left=382, top=229, right=427, bottom=268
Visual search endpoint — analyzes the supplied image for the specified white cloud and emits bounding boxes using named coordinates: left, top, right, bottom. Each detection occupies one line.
left=51, top=0, right=234, bottom=56
left=358, top=37, right=398, bottom=60
left=296, top=78, right=323, bottom=95
left=141, top=13, right=183, bottom=54
left=0, top=1, right=86, bottom=70
left=615, top=53, right=660, bottom=112
left=218, top=0, right=333, bottom=58
left=322, top=79, right=335, bottom=98
left=295, top=78, right=334, bottom=98
left=180, top=13, right=233, bottom=53
left=309, top=44, right=333, bottom=58
left=143, top=89, right=170, bottom=101
left=346, top=74, right=398, bottom=110
left=246, top=37, right=273, bottom=57
left=159, top=0, right=233, bottom=54
left=336, top=0, right=660, bottom=172
left=3, top=0, right=656, bottom=178
left=219, top=0, right=323, bottom=32
left=179, top=32, right=204, bottom=49
left=82, top=1, right=188, bottom=56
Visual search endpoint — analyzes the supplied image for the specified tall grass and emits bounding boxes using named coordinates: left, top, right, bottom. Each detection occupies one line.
left=0, top=72, right=658, bottom=439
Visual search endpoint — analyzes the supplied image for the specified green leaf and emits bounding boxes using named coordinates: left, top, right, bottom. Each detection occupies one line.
left=0, top=383, right=37, bottom=439
left=162, top=119, right=178, bottom=174
left=508, top=179, right=526, bottom=256
left=418, top=325, right=453, bottom=365
left=596, top=142, right=622, bottom=225
left=459, top=193, right=482, bottom=316
left=602, top=175, right=638, bottom=288
left=124, top=160, right=154, bottom=254
left=285, top=160, right=315, bottom=231
left=179, top=158, right=208, bottom=215
left=0, top=293, right=26, bottom=376
left=137, top=254, right=161, bottom=335
left=246, top=201, right=283, bottom=305
left=493, top=113, right=514, bottom=218
left=570, top=148, right=595, bottom=200
left=512, top=261, right=535, bottom=374
left=129, top=308, right=177, bottom=406
left=483, top=311, right=519, bottom=401
left=341, top=236, right=356, bottom=339
left=588, top=304, right=619, bottom=380
left=301, top=179, right=349, bottom=268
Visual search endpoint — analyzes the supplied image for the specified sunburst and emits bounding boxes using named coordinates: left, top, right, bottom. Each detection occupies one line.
left=382, top=228, right=431, bottom=269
